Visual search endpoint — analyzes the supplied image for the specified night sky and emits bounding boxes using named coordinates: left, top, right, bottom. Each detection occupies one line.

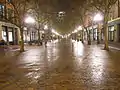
left=40, top=0, right=86, bottom=34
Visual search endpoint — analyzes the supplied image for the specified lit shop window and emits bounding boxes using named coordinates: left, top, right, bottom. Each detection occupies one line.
left=9, top=31, right=13, bottom=42
left=2, top=30, right=7, bottom=41
left=0, top=4, right=4, bottom=18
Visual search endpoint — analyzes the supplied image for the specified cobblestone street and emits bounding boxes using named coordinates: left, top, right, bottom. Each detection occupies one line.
left=0, top=39, right=120, bottom=90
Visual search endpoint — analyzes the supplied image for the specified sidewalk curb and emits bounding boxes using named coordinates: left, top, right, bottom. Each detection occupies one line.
left=100, top=44, right=120, bottom=51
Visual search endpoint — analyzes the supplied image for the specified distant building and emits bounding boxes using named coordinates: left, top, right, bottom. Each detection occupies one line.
left=84, top=0, right=120, bottom=43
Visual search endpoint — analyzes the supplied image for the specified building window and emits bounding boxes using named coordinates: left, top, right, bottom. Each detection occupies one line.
left=108, top=26, right=115, bottom=41
left=8, top=28, right=13, bottom=42
left=2, top=26, right=7, bottom=42
left=0, top=4, right=4, bottom=18
left=2, top=30, right=7, bottom=41
left=8, top=31, right=13, bottom=42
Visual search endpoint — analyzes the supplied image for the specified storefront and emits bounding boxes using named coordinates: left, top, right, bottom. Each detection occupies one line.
left=108, top=26, right=115, bottom=41
left=0, top=21, right=20, bottom=45
left=2, top=26, right=19, bottom=45
left=87, top=25, right=98, bottom=41
left=108, top=18, right=120, bottom=42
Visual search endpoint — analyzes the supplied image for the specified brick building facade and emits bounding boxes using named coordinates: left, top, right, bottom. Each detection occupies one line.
left=0, top=0, right=20, bottom=45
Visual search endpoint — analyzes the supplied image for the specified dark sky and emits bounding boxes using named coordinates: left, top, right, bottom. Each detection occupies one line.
left=57, top=0, right=72, bottom=11
left=42, top=0, right=86, bottom=34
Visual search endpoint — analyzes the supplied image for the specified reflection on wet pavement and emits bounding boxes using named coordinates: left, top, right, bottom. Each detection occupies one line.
left=0, top=39, right=120, bottom=90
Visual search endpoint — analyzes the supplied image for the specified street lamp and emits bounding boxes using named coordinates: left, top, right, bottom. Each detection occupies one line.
left=51, top=29, right=61, bottom=39
left=58, top=11, right=65, bottom=17
left=74, top=29, right=78, bottom=33
left=77, top=26, right=82, bottom=31
left=44, top=25, right=48, bottom=30
left=93, top=13, right=103, bottom=22
left=93, top=13, right=103, bottom=44
left=25, top=16, right=35, bottom=24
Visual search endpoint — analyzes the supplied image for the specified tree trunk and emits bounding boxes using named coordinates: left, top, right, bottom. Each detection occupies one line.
left=20, top=28, right=24, bottom=52
left=81, top=30, right=84, bottom=43
left=37, top=29, right=41, bottom=46
left=97, top=24, right=100, bottom=44
left=104, top=12, right=109, bottom=50
left=86, top=28, right=91, bottom=45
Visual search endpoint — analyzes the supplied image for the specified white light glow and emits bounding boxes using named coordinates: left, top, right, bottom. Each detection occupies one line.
left=40, top=31, right=44, bottom=33
left=52, top=34, right=55, bottom=37
left=73, top=41, right=84, bottom=56
left=52, top=29, right=55, bottom=33
left=44, top=25, right=48, bottom=30
left=74, top=29, right=78, bottom=33
left=93, top=13, right=103, bottom=22
left=59, top=11, right=65, bottom=14
left=24, top=27, right=27, bottom=30
left=77, top=26, right=82, bottom=30
left=25, top=16, right=35, bottom=24
left=67, top=34, right=71, bottom=37
left=52, top=29, right=61, bottom=36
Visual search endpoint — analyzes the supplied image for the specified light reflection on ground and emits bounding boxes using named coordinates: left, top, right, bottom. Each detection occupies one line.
left=72, top=40, right=84, bottom=57
left=1, top=39, right=120, bottom=90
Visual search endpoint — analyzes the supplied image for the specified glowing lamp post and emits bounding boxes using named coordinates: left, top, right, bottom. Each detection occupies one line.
left=93, top=13, right=103, bottom=22
left=93, top=13, right=103, bottom=44
left=77, top=26, right=82, bottom=30
left=44, top=25, right=48, bottom=30
left=25, top=16, right=35, bottom=24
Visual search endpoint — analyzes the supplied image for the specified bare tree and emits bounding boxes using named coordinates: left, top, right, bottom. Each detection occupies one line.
left=73, top=1, right=93, bottom=45
left=30, top=0, right=56, bottom=45
left=30, top=0, right=44, bottom=46
left=90, top=0, right=118, bottom=50
left=10, top=0, right=30, bottom=52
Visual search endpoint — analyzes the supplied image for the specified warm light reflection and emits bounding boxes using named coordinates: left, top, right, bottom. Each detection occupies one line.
left=89, top=46, right=107, bottom=84
left=18, top=48, right=46, bottom=83
left=53, top=39, right=59, bottom=43
left=52, top=29, right=62, bottom=36
left=45, top=41, right=59, bottom=63
left=25, top=72, right=43, bottom=83
left=90, top=58, right=104, bottom=83
left=72, top=40, right=84, bottom=57
left=20, top=50, right=41, bottom=63
left=72, top=39, right=76, bottom=43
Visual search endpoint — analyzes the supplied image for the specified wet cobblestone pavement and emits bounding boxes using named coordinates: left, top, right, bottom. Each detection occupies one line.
left=0, top=39, right=120, bottom=90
